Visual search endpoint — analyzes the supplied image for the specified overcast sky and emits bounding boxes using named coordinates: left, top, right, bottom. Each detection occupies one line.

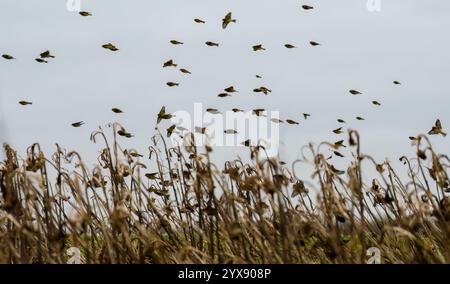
left=1, top=0, right=449, bottom=174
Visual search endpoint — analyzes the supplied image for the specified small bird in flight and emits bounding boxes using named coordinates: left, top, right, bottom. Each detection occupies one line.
left=163, top=59, right=177, bottom=68
left=372, top=101, right=381, bottom=106
left=102, top=43, right=119, bottom=51
left=180, top=68, right=191, bottom=74
left=118, top=128, right=134, bottom=138
left=71, top=121, right=85, bottom=128
left=333, top=127, right=343, bottom=134
left=167, top=82, right=179, bottom=87
left=40, top=50, right=55, bottom=59
left=309, top=41, right=321, bottom=46
left=302, top=5, right=314, bottom=10
left=35, top=58, right=48, bottom=63
left=206, top=108, right=220, bottom=114
left=157, top=106, right=173, bottom=124
left=253, top=109, right=265, bottom=117
left=112, top=108, right=124, bottom=113
left=224, top=86, right=237, bottom=93
left=224, top=129, right=238, bottom=134
left=194, top=18, right=206, bottom=24
left=166, top=125, right=176, bottom=137
left=218, top=93, right=231, bottom=98
left=428, top=119, right=447, bottom=137
left=222, top=12, right=236, bottom=29
left=252, top=44, right=266, bottom=51
left=79, top=11, right=92, bottom=17
left=349, top=89, right=362, bottom=95
left=19, top=101, right=32, bottom=106
left=284, top=44, right=297, bottom=49
left=205, top=41, right=219, bottom=47
left=253, top=87, right=272, bottom=95
left=2, top=54, right=15, bottom=60
left=170, top=40, right=184, bottom=45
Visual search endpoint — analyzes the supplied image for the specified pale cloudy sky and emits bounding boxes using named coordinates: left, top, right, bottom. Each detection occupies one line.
left=1, top=0, right=449, bottom=173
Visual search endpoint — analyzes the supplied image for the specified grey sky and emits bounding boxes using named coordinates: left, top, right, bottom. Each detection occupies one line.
left=1, top=0, right=449, bottom=173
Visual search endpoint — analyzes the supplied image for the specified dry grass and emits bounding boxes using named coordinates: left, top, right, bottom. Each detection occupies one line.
left=1, top=123, right=449, bottom=264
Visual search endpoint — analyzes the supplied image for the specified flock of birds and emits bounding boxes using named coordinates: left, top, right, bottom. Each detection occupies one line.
left=1, top=4, right=447, bottom=155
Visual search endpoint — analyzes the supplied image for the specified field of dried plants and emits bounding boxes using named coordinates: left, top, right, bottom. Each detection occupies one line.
left=1, top=123, right=449, bottom=264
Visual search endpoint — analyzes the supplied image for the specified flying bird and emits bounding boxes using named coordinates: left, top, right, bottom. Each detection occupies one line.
left=334, top=140, right=346, bottom=149
left=302, top=5, right=314, bottom=10
left=284, top=44, right=297, bottom=49
left=40, top=50, right=55, bottom=59
left=253, top=87, right=272, bottom=95
left=118, top=129, right=134, bottom=138
left=157, top=106, right=173, bottom=124
left=349, top=89, right=362, bottom=95
left=35, top=58, right=48, bottom=63
left=253, top=109, right=265, bottom=116
left=222, top=12, right=236, bottom=29
left=102, top=43, right=119, bottom=51
left=166, top=82, right=179, bottom=87
left=206, top=108, right=220, bottom=114
left=241, top=139, right=252, bottom=147
left=393, top=81, right=401, bottom=85
left=79, top=11, right=92, bottom=16
left=271, top=118, right=284, bottom=124
left=372, top=101, right=381, bottom=106
left=334, top=151, right=345, bottom=158
left=194, top=18, right=206, bottom=24
left=303, top=113, right=311, bottom=120
left=2, top=54, right=15, bottom=60
left=253, top=44, right=266, bottom=51
left=166, top=125, right=176, bottom=137
left=205, top=41, right=219, bottom=47
left=286, top=119, right=300, bottom=125
left=71, top=121, right=84, bottom=128
left=163, top=59, right=177, bottom=68
left=333, top=127, right=343, bottom=134
left=180, top=68, right=191, bottom=74
left=18, top=101, right=32, bottom=106
left=218, top=93, right=231, bottom=98
left=224, top=86, right=237, bottom=93
left=224, top=129, right=238, bottom=134
left=309, top=41, right=321, bottom=46
left=170, top=40, right=184, bottom=45
left=112, top=108, right=123, bottom=113
left=428, top=119, right=447, bottom=137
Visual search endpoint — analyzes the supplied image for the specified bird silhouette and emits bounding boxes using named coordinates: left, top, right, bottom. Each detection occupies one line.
left=222, top=12, right=236, bottom=29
